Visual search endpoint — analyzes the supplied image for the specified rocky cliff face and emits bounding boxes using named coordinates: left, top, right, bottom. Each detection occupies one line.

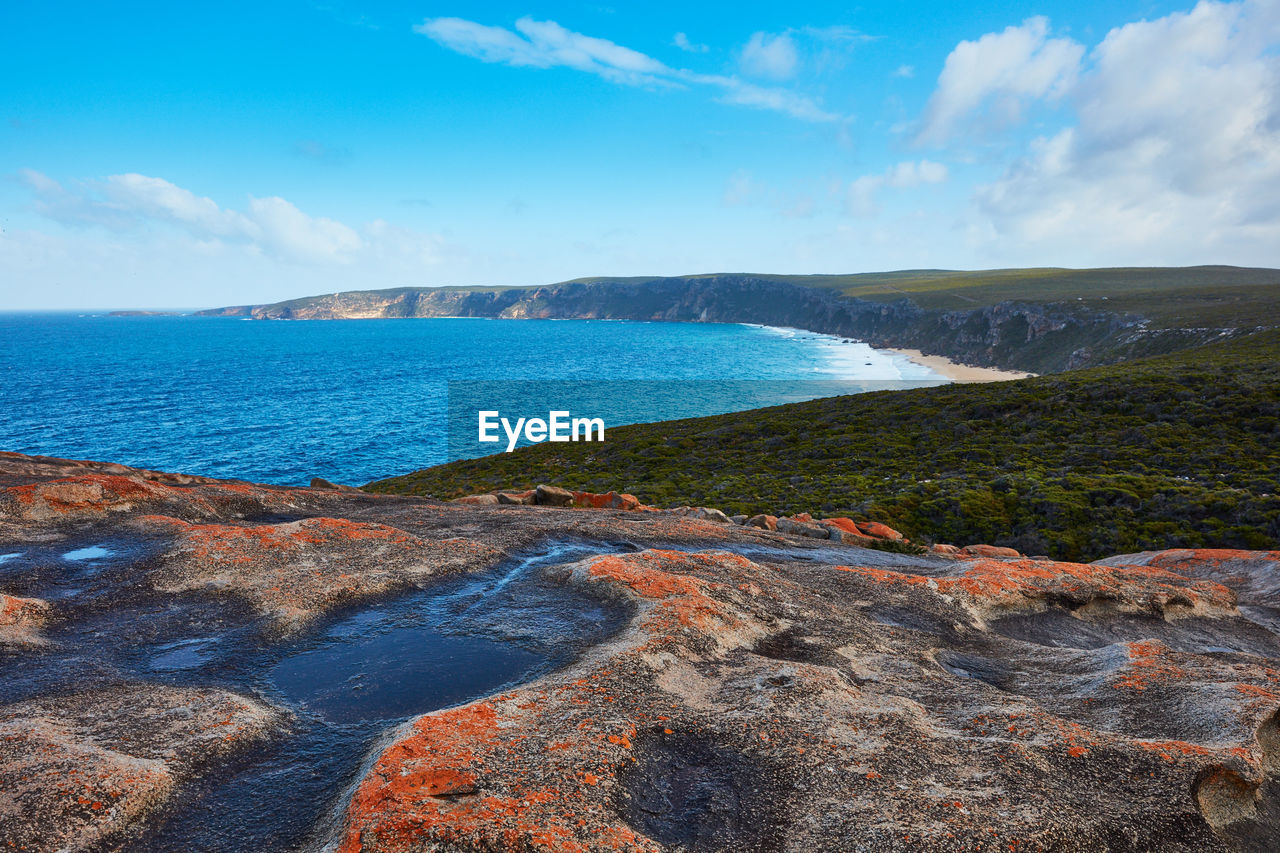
left=199, top=276, right=1192, bottom=374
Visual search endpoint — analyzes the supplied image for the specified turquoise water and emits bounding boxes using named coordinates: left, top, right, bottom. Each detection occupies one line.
left=0, top=313, right=941, bottom=485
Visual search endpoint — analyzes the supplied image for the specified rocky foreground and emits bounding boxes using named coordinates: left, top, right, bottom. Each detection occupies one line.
left=2, top=451, right=1280, bottom=851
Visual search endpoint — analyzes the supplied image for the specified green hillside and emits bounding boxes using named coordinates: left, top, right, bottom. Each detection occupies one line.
left=367, top=330, right=1280, bottom=562
left=572, top=266, right=1280, bottom=327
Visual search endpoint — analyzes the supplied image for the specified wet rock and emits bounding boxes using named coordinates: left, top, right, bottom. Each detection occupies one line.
left=959, top=543, right=1021, bottom=558
left=0, top=685, right=283, bottom=853
left=535, top=484, right=575, bottom=506
left=745, top=514, right=777, bottom=531
left=0, top=592, right=49, bottom=645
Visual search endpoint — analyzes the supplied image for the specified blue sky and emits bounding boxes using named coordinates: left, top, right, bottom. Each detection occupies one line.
left=3, top=0, right=1279, bottom=309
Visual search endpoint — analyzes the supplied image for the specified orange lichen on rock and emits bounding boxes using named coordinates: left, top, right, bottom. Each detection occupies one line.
left=147, top=515, right=416, bottom=562
left=957, top=544, right=1021, bottom=559
left=0, top=592, right=50, bottom=645
left=857, top=521, right=905, bottom=541
left=1139, top=549, right=1280, bottom=570
left=2, top=474, right=183, bottom=520
left=1113, top=641, right=1189, bottom=692
left=573, top=491, right=641, bottom=511
left=338, top=699, right=658, bottom=853
left=836, top=557, right=1233, bottom=616
left=143, top=515, right=501, bottom=626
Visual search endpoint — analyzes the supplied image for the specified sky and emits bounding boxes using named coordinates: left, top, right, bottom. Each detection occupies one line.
left=2, top=0, right=1279, bottom=309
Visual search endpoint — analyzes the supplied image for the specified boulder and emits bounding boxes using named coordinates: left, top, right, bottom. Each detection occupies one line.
left=856, top=521, right=905, bottom=541
left=958, top=544, right=1022, bottom=559
left=777, top=517, right=832, bottom=539
left=534, top=485, right=575, bottom=507
left=746, top=514, right=778, bottom=531
left=498, top=490, right=536, bottom=505
left=693, top=507, right=732, bottom=524
left=310, top=477, right=358, bottom=492
left=930, top=543, right=960, bottom=556
left=572, top=490, right=642, bottom=511
left=455, top=494, right=499, bottom=506
left=730, top=515, right=748, bottom=525
left=821, top=518, right=877, bottom=544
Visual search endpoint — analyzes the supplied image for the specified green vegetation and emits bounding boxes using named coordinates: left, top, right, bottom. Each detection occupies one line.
left=368, top=330, right=1280, bottom=562
left=573, top=266, right=1280, bottom=329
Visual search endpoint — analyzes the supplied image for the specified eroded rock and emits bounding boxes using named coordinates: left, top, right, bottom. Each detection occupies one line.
left=0, top=592, right=50, bottom=645
left=143, top=515, right=503, bottom=629
left=0, top=685, right=283, bottom=853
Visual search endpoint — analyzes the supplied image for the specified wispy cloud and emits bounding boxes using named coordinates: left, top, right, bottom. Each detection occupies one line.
left=294, top=139, right=352, bottom=164
left=846, top=159, right=949, bottom=217
left=740, top=31, right=798, bottom=80
left=17, top=170, right=445, bottom=266
left=672, top=32, right=708, bottom=54
left=415, top=15, right=838, bottom=122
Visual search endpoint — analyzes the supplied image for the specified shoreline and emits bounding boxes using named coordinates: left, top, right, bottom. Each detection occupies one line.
left=886, top=348, right=1035, bottom=383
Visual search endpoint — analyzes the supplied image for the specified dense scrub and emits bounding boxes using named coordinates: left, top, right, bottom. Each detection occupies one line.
left=368, top=331, right=1280, bottom=562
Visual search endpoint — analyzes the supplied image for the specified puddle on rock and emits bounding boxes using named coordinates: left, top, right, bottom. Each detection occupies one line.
left=62, top=545, right=112, bottom=561
left=0, top=539, right=632, bottom=852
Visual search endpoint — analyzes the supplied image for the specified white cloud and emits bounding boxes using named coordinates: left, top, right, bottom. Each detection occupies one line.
left=415, top=16, right=837, bottom=122
left=104, top=173, right=255, bottom=238
left=916, top=16, right=1083, bottom=145
left=672, top=32, right=708, bottom=53
left=16, top=170, right=428, bottom=266
left=739, top=31, right=798, bottom=80
left=246, top=196, right=362, bottom=262
left=714, top=79, right=837, bottom=122
left=415, top=16, right=670, bottom=86
left=893, top=64, right=914, bottom=78
left=972, top=0, right=1280, bottom=264
left=847, top=160, right=949, bottom=217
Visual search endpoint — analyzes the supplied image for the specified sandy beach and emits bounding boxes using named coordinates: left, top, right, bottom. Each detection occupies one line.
left=888, top=348, right=1035, bottom=382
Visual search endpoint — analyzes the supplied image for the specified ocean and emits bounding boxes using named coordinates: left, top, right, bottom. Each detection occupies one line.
left=0, top=313, right=943, bottom=486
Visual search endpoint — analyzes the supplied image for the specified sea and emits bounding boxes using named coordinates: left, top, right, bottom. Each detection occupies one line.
left=0, top=313, right=944, bottom=486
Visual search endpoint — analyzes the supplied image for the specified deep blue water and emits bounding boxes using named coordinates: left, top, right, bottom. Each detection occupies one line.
left=0, top=313, right=941, bottom=485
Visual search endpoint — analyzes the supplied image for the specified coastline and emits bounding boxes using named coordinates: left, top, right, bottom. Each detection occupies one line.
left=749, top=324, right=947, bottom=382
left=887, top=348, right=1035, bottom=383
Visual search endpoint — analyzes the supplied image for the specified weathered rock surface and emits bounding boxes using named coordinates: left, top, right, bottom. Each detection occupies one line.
left=3, top=452, right=1280, bottom=851
left=0, top=592, right=49, bottom=645
left=142, top=515, right=503, bottom=630
left=535, top=484, right=576, bottom=506
left=0, top=685, right=283, bottom=853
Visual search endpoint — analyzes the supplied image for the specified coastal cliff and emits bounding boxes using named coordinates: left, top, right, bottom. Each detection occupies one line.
left=198, top=267, right=1280, bottom=374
